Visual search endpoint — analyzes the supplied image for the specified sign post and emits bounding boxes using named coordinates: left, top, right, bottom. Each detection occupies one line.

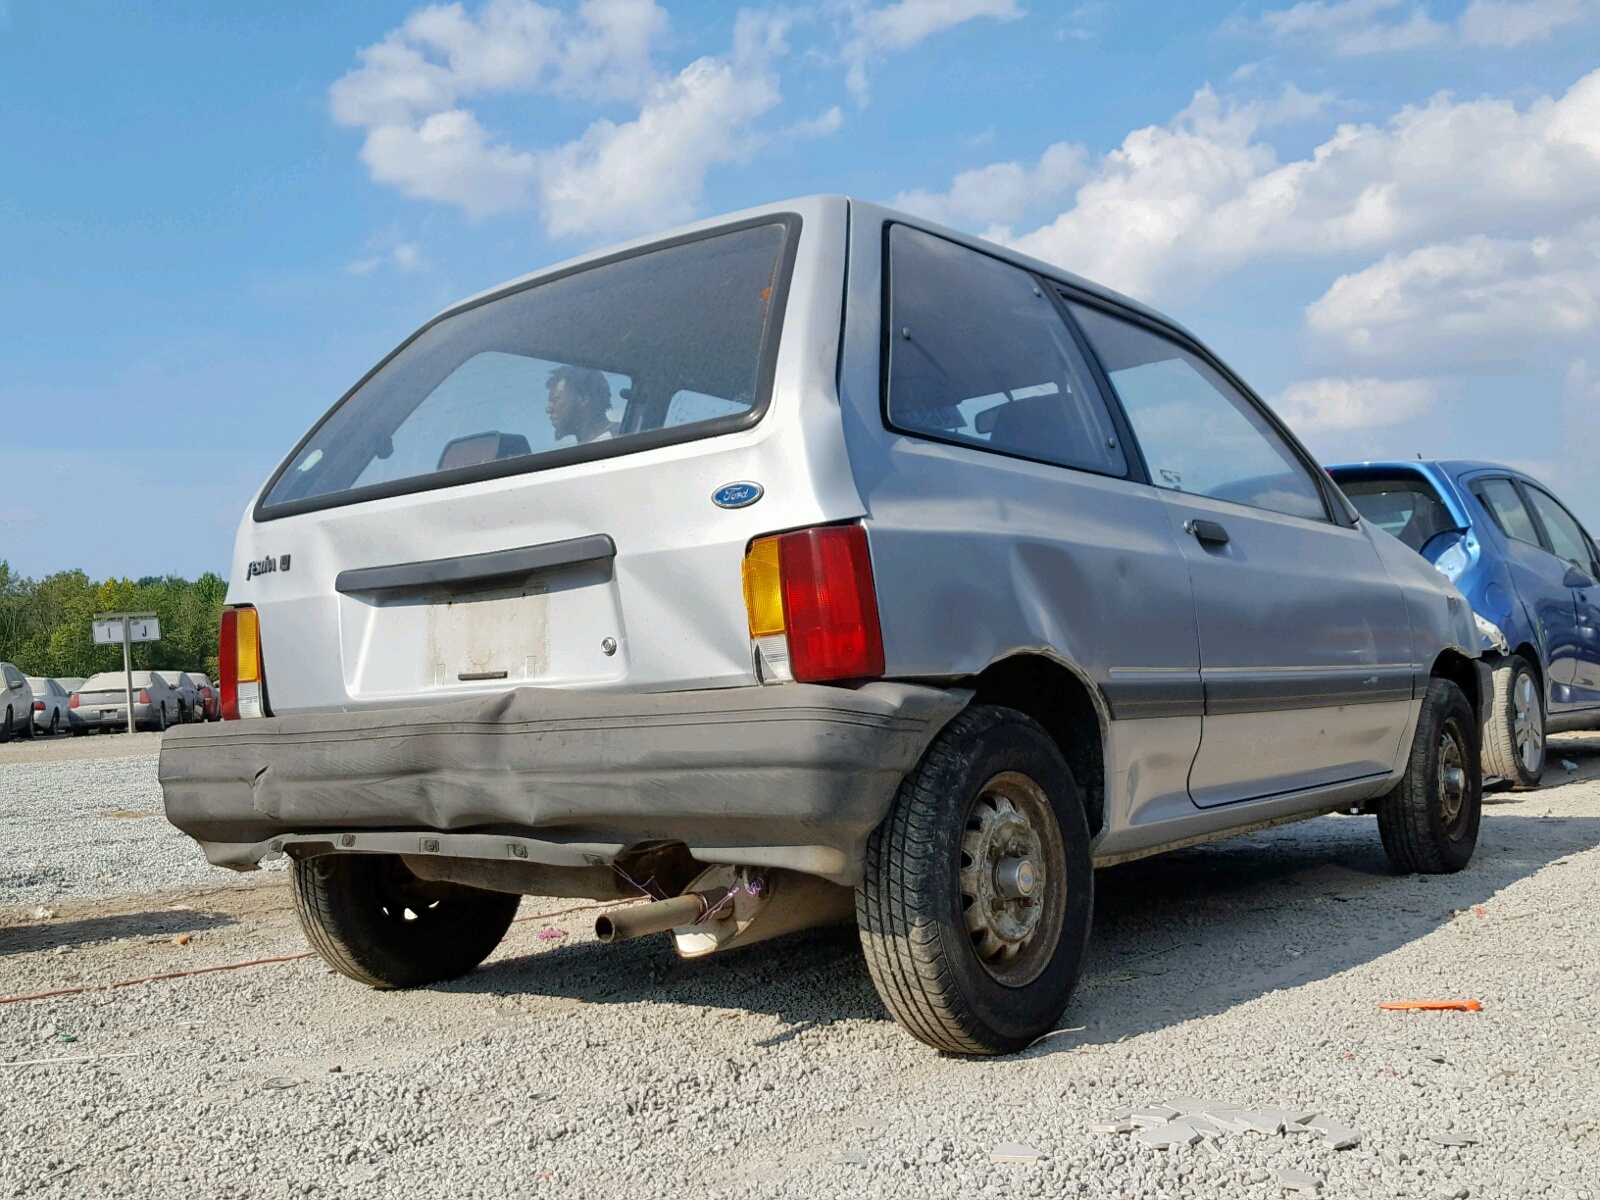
left=92, top=613, right=162, bottom=735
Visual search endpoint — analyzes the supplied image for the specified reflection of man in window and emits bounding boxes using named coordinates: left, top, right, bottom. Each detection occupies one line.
left=546, top=365, right=619, bottom=445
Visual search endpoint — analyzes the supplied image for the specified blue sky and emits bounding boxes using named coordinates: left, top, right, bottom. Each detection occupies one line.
left=3, top=0, right=1598, bottom=579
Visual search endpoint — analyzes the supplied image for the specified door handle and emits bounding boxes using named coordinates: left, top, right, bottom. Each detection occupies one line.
left=1184, top=518, right=1231, bottom=546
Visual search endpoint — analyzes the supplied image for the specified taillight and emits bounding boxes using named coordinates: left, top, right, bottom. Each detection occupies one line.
left=138, top=689, right=150, bottom=704
left=741, top=524, right=885, bottom=683
left=220, top=606, right=266, bottom=719
left=32, top=700, right=44, bottom=712
left=68, top=694, right=79, bottom=709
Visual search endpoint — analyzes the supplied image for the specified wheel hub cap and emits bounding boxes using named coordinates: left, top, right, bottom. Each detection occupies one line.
left=1438, top=728, right=1467, bottom=823
left=959, top=772, right=1068, bottom=988
left=1512, top=673, right=1543, bottom=775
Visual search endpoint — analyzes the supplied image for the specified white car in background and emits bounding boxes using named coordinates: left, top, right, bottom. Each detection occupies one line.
left=26, top=677, right=71, bottom=736
left=0, top=664, right=35, bottom=741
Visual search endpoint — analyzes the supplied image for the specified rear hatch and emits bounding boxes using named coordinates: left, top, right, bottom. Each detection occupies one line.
left=232, top=199, right=855, bottom=715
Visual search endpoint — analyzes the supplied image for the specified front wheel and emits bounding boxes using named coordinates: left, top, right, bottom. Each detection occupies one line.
left=857, top=705, right=1093, bottom=1055
left=291, top=854, right=520, bottom=988
left=1482, top=656, right=1544, bottom=790
left=1377, top=678, right=1481, bottom=874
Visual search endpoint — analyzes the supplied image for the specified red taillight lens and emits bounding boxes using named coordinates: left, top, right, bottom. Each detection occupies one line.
left=138, top=689, right=150, bottom=704
left=32, top=700, right=44, bottom=712
left=775, top=525, right=885, bottom=682
left=68, top=694, right=79, bottom=709
left=220, top=608, right=239, bottom=719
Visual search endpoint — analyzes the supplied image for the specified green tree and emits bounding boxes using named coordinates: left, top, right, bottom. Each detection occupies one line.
left=0, top=560, right=229, bottom=680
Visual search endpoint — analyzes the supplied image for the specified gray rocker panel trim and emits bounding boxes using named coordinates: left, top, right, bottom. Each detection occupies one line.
left=159, top=681, right=970, bottom=886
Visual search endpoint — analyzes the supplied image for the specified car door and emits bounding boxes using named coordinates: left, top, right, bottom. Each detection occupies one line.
left=1470, top=476, right=1584, bottom=715
left=1066, top=301, right=1414, bottom=808
left=1520, top=482, right=1600, bottom=709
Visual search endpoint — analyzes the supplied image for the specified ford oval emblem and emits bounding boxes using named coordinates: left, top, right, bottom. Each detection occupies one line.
left=712, top=481, right=764, bottom=510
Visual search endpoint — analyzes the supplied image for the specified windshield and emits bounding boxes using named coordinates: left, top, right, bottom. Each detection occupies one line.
left=1337, top=474, right=1461, bottom=552
left=261, top=220, right=793, bottom=514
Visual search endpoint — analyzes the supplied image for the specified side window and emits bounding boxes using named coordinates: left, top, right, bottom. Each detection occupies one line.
left=1524, top=485, right=1598, bottom=575
left=1475, top=478, right=1542, bottom=547
left=1068, top=304, right=1327, bottom=521
left=885, top=226, right=1128, bottom=477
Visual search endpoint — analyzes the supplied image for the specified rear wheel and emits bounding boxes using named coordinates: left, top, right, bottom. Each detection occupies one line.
left=0, top=707, right=11, bottom=743
left=48, top=712, right=58, bottom=736
left=291, top=853, right=520, bottom=988
left=1377, top=678, right=1481, bottom=874
left=857, top=705, right=1093, bottom=1055
left=1482, top=656, right=1544, bottom=790
left=156, top=704, right=168, bottom=732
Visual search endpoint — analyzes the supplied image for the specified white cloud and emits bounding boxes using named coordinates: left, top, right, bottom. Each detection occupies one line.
left=921, top=68, right=1600, bottom=300
left=894, top=141, right=1088, bottom=230
left=1254, top=0, right=1598, bottom=53
left=843, top=0, right=1022, bottom=99
left=537, top=13, right=787, bottom=238
left=1271, top=376, right=1436, bottom=432
left=332, top=1, right=795, bottom=238
left=1258, top=0, right=1448, bottom=56
left=1460, top=0, right=1597, bottom=44
left=1305, top=220, right=1600, bottom=363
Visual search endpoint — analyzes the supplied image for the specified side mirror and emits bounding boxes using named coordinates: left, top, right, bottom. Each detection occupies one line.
left=1564, top=565, right=1596, bottom=589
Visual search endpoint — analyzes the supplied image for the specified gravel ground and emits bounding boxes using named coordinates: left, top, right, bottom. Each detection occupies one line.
left=2, top=736, right=1599, bottom=1198
left=0, top=740, right=282, bottom=908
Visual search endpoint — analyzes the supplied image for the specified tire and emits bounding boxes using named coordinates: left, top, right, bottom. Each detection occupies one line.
left=156, top=704, right=168, bottom=732
left=291, top=854, right=520, bottom=989
left=1482, top=656, right=1544, bottom=790
left=0, top=708, right=10, bottom=743
left=48, top=712, right=59, bottom=736
left=24, top=714, right=35, bottom=739
left=856, top=705, right=1094, bottom=1055
left=1377, top=678, right=1481, bottom=874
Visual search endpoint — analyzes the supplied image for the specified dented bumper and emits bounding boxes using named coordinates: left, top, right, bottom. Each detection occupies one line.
left=158, top=682, right=968, bottom=885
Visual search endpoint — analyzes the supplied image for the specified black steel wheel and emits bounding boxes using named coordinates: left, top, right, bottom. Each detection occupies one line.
left=291, top=853, right=520, bottom=989
left=1377, top=678, right=1481, bottom=874
left=857, top=705, right=1093, bottom=1055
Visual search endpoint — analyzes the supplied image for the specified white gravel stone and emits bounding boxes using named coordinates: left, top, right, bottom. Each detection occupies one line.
left=1, top=731, right=1598, bottom=1198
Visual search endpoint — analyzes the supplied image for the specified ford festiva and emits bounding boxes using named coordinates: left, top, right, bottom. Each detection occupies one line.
left=161, top=196, right=1484, bottom=1054
left=1330, top=460, right=1600, bottom=790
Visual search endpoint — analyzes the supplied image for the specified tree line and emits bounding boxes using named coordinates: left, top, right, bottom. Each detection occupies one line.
left=0, top=561, right=227, bottom=682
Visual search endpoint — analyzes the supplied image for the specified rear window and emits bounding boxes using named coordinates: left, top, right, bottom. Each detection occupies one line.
left=82, top=672, right=155, bottom=691
left=260, top=219, right=795, bottom=515
left=1337, top=475, right=1460, bottom=552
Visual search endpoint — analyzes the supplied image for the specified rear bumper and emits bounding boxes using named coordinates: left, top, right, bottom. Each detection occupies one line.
left=159, top=682, right=969, bottom=885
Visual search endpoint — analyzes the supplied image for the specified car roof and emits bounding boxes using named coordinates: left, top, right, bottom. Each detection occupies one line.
left=432, top=194, right=1185, bottom=346
left=1327, top=458, right=1546, bottom=485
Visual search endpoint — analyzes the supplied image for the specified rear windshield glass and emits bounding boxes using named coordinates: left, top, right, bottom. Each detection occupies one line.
left=82, top=672, right=155, bottom=691
left=1337, top=475, right=1460, bottom=551
left=261, top=221, right=792, bottom=513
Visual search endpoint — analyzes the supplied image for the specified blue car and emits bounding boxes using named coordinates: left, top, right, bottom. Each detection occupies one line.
left=1329, top=460, right=1600, bottom=788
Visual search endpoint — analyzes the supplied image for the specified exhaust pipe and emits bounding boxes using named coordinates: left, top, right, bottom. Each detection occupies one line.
left=594, top=892, right=711, bottom=943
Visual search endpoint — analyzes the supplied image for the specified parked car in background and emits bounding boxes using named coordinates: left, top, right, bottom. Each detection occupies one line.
left=1330, top=460, right=1600, bottom=789
left=69, top=671, right=183, bottom=733
left=183, top=673, right=221, bottom=721
left=0, top=664, right=35, bottom=741
left=153, top=671, right=203, bottom=723
left=162, top=196, right=1485, bottom=1055
left=56, top=677, right=84, bottom=694
left=25, top=677, right=71, bottom=735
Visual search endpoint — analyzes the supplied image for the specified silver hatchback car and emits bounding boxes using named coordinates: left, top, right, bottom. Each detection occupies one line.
left=162, top=196, right=1483, bottom=1054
